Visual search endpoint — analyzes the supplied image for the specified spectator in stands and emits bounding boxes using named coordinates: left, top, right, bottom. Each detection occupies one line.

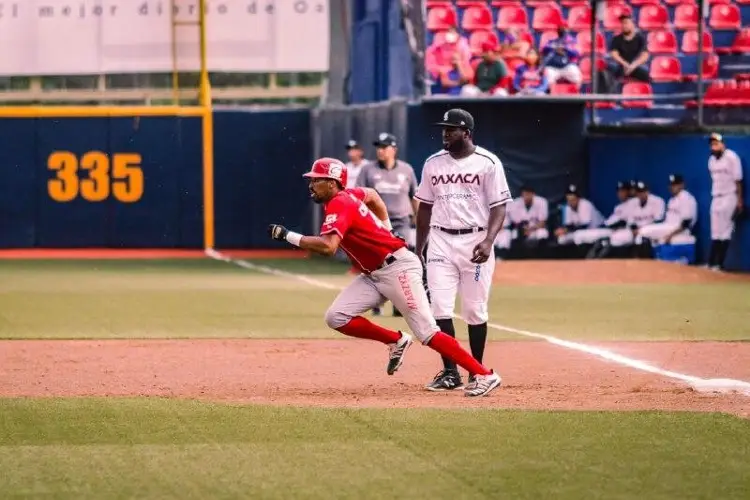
left=542, top=27, right=582, bottom=88
left=500, top=26, right=532, bottom=58
left=425, top=27, right=472, bottom=82
left=513, top=48, right=549, bottom=95
left=605, top=14, right=650, bottom=92
left=460, top=42, right=509, bottom=97
left=436, top=53, right=475, bottom=96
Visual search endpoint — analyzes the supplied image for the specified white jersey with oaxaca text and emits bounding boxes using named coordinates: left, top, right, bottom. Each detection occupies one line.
left=415, top=146, right=512, bottom=228
left=562, top=198, right=604, bottom=229
left=665, top=189, right=698, bottom=228
left=508, top=195, right=549, bottom=227
left=708, top=149, right=743, bottom=197
left=625, top=194, right=666, bottom=228
left=604, top=200, right=631, bottom=227
left=345, top=160, right=367, bottom=190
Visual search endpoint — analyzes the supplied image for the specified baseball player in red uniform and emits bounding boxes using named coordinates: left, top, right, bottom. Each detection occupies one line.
left=268, top=158, right=502, bottom=397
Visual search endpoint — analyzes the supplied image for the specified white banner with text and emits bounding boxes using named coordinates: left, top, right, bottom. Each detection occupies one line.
left=0, top=0, right=330, bottom=75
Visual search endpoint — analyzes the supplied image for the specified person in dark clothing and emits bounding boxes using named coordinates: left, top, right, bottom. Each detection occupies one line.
left=605, top=14, right=650, bottom=92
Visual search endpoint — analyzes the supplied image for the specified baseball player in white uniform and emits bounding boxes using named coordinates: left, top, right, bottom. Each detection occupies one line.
left=498, top=185, right=549, bottom=258
left=638, top=174, right=698, bottom=246
left=344, top=140, right=368, bottom=189
left=555, top=184, right=604, bottom=247
left=415, top=108, right=512, bottom=392
left=608, top=181, right=665, bottom=248
left=706, top=133, right=744, bottom=270
left=573, top=180, right=634, bottom=246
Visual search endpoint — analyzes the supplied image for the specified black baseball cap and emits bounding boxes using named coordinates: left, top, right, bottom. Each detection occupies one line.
left=709, top=132, right=723, bottom=143
left=634, top=181, right=648, bottom=192
left=616, top=181, right=629, bottom=190
left=373, top=132, right=397, bottom=148
left=434, top=108, right=475, bottom=131
left=520, top=184, right=534, bottom=193
left=565, top=184, right=579, bottom=195
left=669, top=174, right=685, bottom=184
left=345, top=139, right=362, bottom=150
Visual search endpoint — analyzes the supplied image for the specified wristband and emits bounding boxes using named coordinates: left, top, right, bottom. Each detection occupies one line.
left=285, top=231, right=303, bottom=247
left=382, top=219, right=392, bottom=230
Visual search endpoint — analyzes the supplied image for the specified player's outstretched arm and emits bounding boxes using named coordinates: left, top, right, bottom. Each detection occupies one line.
left=268, top=224, right=341, bottom=256
left=415, top=202, right=433, bottom=259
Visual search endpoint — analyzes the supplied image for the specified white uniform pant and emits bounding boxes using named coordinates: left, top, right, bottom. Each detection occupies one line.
left=637, top=223, right=695, bottom=245
left=544, top=65, right=582, bottom=86
left=461, top=85, right=508, bottom=97
left=572, top=228, right=612, bottom=245
left=495, top=227, right=549, bottom=249
left=609, top=228, right=636, bottom=247
left=710, top=193, right=738, bottom=240
left=426, top=228, right=495, bottom=325
left=325, top=247, right=439, bottom=344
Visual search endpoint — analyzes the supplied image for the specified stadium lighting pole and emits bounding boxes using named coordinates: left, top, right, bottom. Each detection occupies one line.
left=198, top=0, right=216, bottom=250
left=697, top=0, right=706, bottom=127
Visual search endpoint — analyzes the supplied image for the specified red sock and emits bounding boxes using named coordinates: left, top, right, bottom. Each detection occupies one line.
left=427, top=332, right=491, bottom=376
left=337, top=316, right=402, bottom=344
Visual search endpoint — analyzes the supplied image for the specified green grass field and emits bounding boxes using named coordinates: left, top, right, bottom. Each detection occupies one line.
left=1, top=258, right=749, bottom=499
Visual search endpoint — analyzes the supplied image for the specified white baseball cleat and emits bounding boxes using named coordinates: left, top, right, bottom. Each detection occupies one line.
left=387, top=331, right=413, bottom=375
left=464, top=370, right=502, bottom=397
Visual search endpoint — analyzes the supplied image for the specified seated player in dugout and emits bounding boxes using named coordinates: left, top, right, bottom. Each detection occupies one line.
left=637, top=174, right=698, bottom=250
left=553, top=184, right=604, bottom=258
left=493, top=185, right=549, bottom=259
left=574, top=180, right=635, bottom=258
left=611, top=181, right=666, bottom=258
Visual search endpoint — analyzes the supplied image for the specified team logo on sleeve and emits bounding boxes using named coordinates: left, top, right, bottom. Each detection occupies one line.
left=324, top=214, right=338, bottom=225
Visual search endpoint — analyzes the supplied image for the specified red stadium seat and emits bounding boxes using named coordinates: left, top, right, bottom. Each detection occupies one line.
left=426, top=0, right=451, bottom=7
left=503, top=56, right=526, bottom=74
left=638, top=4, right=669, bottom=31
left=497, top=6, right=529, bottom=31
left=427, top=6, right=458, bottom=31
left=561, top=0, right=588, bottom=6
left=709, top=0, right=732, bottom=4
left=674, top=4, right=700, bottom=30
left=461, top=5, right=494, bottom=32
left=681, top=30, right=714, bottom=53
left=650, top=56, right=682, bottom=82
left=578, top=57, right=606, bottom=83
left=431, top=31, right=449, bottom=47
left=532, top=4, right=565, bottom=31
left=490, top=0, right=523, bottom=6
left=683, top=53, right=720, bottom=81
left=630, top=0, right=661, bottom=5
left=663, top=0, right=692, bottom=5
left=567, top=5, right=593, bottom=32
left=647, top=30, right=678, bottom=54
left=622, top=82, right=654, bottom=108
left=539, top=30, right=560, bottom=50
left=603, top=4, right=632, bottom=31
left=576, top=31, right=606, bottom=55
left=717, top=28, right=750, bottom=54
left=469, top=30, right=500, bottom=56
left=709, top=4, right=741, bottom=30
left=735, top=0, right=750, bottom=4
left=456, top=0, right=488, bottom=7
left=551, top=82, right=580, bottom=94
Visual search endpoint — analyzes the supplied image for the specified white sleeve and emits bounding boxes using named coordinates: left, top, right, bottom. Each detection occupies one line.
left=730, top=151, right=743, bottom=181
left=485, top=161, right=512, bottom=208
left=685, top=194, right=698, bottom=226
left=655, top=197, right=666, bottom=222
left=538, top=197, right=549, bottom=221
left=414, top=163, right=435, bottom=204
left=624, top=199, right=637, bottom=226
left=578, top=200, right=593, bottom=225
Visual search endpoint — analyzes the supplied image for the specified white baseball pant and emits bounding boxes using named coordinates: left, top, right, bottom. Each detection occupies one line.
left=544, top=65, right=583, bottom=85
left=637, top=223, right=695, bottom=245
left=609, top=228, right=636, bottom=247
left=710, top=193, right=738, bottom=240
left=426, top=229, right=494, bottom=326
left=494, top=229, right=512, bottom=250
left=325, top=247, right=439, bottom=344
left=572, top=228, right=612, bottom=245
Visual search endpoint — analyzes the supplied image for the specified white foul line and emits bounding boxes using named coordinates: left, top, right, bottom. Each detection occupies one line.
left=206, top=249, right=750, bottom=397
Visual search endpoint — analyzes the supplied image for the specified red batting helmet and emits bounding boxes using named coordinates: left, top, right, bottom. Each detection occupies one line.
left=302, top=157, right=348, bottom=187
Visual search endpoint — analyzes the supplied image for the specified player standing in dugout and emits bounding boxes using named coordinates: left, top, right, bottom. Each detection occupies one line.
left=415, top=109, right=512, bottom=392
left=355, top=132, right=420, bottom=317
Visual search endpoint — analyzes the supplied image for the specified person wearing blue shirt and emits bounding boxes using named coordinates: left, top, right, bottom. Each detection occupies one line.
left=541, top=27, right=582, bottom=88
left=513, top=48, right=549, bottom=95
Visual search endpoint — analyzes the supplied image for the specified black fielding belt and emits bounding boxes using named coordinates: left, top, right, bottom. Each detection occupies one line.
left=434, top=226, right=485, bottom=235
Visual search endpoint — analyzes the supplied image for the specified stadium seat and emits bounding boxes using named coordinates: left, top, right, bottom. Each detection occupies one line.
left=427, top=5, right=458, bottom=31
left=532, top=4, right=565, bottom=31
left=578, top=57, right=606, bottom=83
left=503, top=56, right=527, bottom=74
left=630, top=0, right=662, bottom=5
left=604, top=4, right=632, bottom=31
left=681, top=30, right=714, bottom=53
left=426, top=0, right=452, bottom=7
left=469, top=30, right=500, bottom=56
left=431, top=31, right=449, bottom=47
left=650, top=56, right=682, bottom=82
left=497, top=6, right=529, bottom=31
left=560, top=0, right=588, bottom=6
left=674, top=4, right=700, bottom=30
left=663, top=0, right=693, bottom=5
left=716, top=28, right=750, bottom=54
left=638, top=4, right=669, bottom=31
left=490, top=0, right=524, bottom=6
left=461, top=5, right=494, bottom=32
left=734, top=0, right=750, bottom=4
left=567, top=5, right=593, bottom=32
left=647, top=30, right=678, bottom=54
left=709, top=0, right=732, bottom=4
left=622, top=82, right=654, bottom=108
left=683, top=53, right=720, bottom=81
left=539, top=30, right=560, bottom=50
left=551, top=82, right=580, bottom=94
left=709, top=4, right=741, bottom=30
left=456, top=0, right=489, bottom=7
left=576, top=31, right=606, bottom=55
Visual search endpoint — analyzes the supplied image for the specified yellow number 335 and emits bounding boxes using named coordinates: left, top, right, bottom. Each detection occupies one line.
left=47, top=151, right=144, bottom=203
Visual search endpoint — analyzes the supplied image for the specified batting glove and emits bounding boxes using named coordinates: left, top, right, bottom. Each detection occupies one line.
left=268, top=224, right=289, bottom=241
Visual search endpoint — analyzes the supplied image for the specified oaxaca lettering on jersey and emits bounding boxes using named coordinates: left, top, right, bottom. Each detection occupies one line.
left=431, top=173, right=481, bottom=186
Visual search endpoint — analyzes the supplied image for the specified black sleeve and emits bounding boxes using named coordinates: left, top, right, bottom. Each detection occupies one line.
left=637, top=33, right=647, bottom=55
left=609, top=35, right=620, bottom=53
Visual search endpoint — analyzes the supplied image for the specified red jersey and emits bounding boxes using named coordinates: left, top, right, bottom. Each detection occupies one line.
left=320, top=188, right=407, bottom=273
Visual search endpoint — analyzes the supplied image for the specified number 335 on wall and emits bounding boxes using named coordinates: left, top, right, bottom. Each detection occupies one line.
left=47, top=151, right=144, bottom=203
